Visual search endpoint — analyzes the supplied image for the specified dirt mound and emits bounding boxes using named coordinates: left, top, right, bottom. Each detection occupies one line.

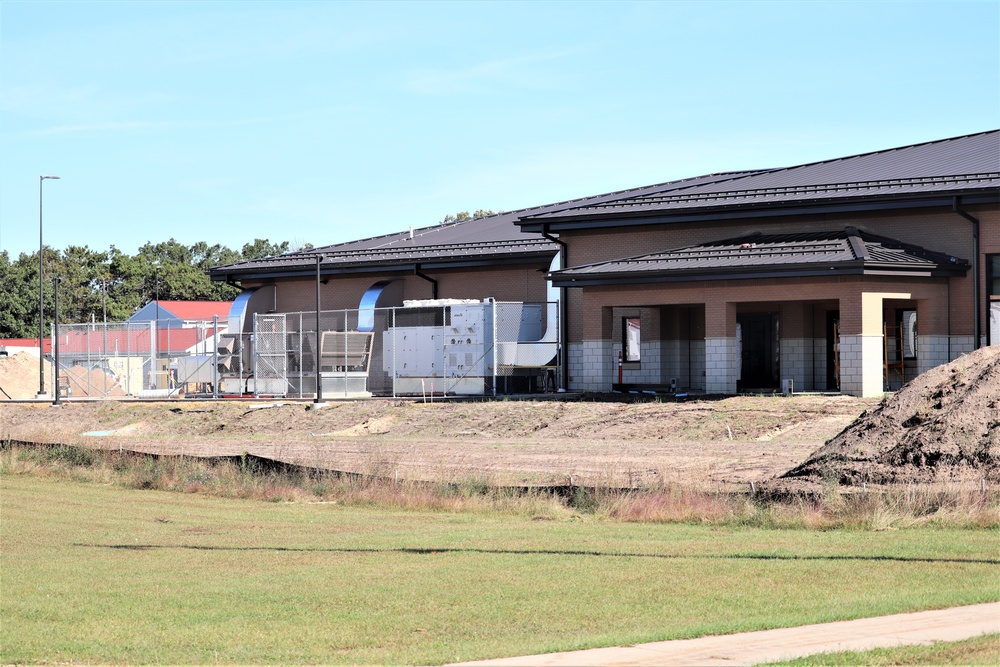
left=778, top=346, right=1000, bottom=488
left=62, top=366, right=126, bottom=398
left=0, top=352, right=51, bottom=399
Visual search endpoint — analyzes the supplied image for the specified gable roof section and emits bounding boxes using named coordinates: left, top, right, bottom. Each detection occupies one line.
left=550, top=228, right=970, bottom=286
left=209, top=171, right=765, bottom=282
left=156, top=300, right=232, bottom=320
left=519, top=130, right=1000, bottom=231
left=129, top=300, right=232, bottom=323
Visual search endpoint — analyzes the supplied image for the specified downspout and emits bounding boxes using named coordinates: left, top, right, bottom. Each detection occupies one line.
left=414, top=265, right=438, bottom=299
left=542, top=226, right=569, bottom=391
left=953, top=198, right=981, bottom=350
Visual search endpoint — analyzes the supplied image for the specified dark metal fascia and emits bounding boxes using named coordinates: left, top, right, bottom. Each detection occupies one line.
left=550, top=265, right=869, bottom=287
left=518, top=192, right=1000, bottom=232
left=209, top=252, right=558, bottom=283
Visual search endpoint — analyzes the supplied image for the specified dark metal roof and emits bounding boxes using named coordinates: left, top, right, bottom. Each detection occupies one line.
left=209, top=170, right=766, bottom=281
left=520, top=130, right=1000, bottom=230
left=550, top=228, right=970, bottom=286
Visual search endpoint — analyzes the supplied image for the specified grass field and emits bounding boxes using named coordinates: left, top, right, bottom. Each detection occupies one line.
left=763, top=633, right=1000, bottom=666
left=3, top=473, right=998, bottom=665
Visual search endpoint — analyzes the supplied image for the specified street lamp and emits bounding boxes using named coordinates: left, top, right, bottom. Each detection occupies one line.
left=37, top=175, right=60, bottom=399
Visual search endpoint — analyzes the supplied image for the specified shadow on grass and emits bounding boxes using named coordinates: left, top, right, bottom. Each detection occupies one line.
left=72, top=543, right=1000, bottom=565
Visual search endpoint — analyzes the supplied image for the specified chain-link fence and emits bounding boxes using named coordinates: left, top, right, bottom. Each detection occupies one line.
left=51, top=318, right=224, bottom=399
left=50, top=300, right=560, bottom=400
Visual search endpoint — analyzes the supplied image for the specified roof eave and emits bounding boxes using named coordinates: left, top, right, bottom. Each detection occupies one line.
left=519, top=190, right=1000, bottom=232
left=211, top=249, right=558, bottom=283
left=550, top=259, right=967, bottom=287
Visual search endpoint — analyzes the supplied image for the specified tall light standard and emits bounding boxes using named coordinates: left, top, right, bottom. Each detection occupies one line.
left=52, top=276, right=63, bottom=406
left=311, top=254, right=327, bottom=409
left=37, top=175, right=60, bottom=399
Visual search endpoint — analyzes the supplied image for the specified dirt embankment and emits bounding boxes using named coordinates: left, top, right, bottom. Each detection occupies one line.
left=0, top=352, right=123, bottom=399
left=0, top=353, right=51, bottom=400
left=777, top=346, right=1000, bottom=490
left=0, top=394, right=873, bottom=489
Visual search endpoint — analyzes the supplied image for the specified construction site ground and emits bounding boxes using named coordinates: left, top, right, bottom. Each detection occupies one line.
left=0, top=393, right=880, bottom=489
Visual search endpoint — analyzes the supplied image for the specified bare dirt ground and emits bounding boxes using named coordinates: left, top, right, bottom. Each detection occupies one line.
left=5, top=346, right=998, bottom=490
left=0, top=394, right=877, bottom=489
left=776, top=345, right=1000, bottom=493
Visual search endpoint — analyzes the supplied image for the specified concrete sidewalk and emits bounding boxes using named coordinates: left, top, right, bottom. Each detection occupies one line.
left=449, top=602, right=1000, bottom=666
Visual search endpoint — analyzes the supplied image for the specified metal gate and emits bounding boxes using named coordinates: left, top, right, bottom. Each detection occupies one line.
left=253, top=314, right=288, bottom=396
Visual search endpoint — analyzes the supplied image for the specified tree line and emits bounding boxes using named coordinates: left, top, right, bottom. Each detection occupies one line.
left=0, top=238, right=304, bottom=338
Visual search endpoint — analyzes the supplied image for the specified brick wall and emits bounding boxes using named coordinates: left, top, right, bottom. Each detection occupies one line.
left=241, top=261, right=552, bottom=315
left=562, top=203, right=996, bottom=343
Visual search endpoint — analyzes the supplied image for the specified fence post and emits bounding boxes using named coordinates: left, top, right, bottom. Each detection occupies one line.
left=491, top=299, right=497, bottom=397
left=252, top=313, right=259, bottom=398
left=149, top=320, right=156, bottom=391
left=212, top=315, right=219, bottom=399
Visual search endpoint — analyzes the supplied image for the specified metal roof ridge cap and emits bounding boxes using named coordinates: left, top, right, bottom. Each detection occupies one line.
left=845, top=226, right=869, bottom=260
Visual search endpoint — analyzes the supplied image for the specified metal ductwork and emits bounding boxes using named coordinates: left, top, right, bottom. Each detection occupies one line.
left=358, top=280, right=404, bottom=332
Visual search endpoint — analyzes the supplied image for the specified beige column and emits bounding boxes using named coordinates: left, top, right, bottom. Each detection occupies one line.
left=840, top=292, right=910, bottom=397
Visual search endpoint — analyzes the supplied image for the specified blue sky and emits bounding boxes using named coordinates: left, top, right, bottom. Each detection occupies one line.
left=1, top=0, right=997, bottom=258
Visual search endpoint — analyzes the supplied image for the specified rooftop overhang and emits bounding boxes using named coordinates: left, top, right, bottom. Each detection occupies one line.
left=550, top=262, right=968, bottom=288
left=518, top=191, right=1000, bottom=233
left=211, top=249, right=558, bottom=284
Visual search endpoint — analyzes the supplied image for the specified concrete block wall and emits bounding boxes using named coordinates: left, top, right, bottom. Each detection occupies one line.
left=569, top=340, right=613, bottom=391
left=608, top=341, right=661, bottom=384
left=690, top=340, right=706, bottom=391
left=951, top=336, right=976, bottom=358
left=839, top=335, right=885, bottom=396
left=779, top=338, right=809, bottom=392
left=705, top=337, right=738, bottom=393
left=916, top=335, right=951, bottom=376
left=813, top=339, right=828, bottom=390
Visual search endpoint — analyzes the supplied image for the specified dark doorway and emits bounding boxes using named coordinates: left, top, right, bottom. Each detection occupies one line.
left=825, top=311, right=840, bottom=391
left=738, top=312, right=779, bottom=390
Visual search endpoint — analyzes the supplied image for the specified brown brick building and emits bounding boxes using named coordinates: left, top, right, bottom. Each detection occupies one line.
left=517, top=130, right=999, bottom=396
left=212, top=130, right=998, bottom=398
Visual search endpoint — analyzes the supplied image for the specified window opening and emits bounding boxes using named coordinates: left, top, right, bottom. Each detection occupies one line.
left=623, top=317, right=640, bottom=362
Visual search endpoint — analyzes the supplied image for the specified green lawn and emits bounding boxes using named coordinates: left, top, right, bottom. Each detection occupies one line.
left=763, top=633, right=1000, bottom=666
left=2, top=474, right=998, bottom=665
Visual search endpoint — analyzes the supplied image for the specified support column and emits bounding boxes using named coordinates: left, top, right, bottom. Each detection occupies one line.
left=840, top=292, right=910, bottom=397
left=705, top=301, right=737, bottom=394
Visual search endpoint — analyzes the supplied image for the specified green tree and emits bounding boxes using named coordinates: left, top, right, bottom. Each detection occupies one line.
left=0, top=237, right=304, bottom=337
left=440, top=210, right=496, bottom=224
left=241, top=239, right=290, bottom=261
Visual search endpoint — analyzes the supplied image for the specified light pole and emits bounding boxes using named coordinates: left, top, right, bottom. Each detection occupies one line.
left=37, top=175, right=60, bottom=399
left=311, top=254, right=327, bottom=408
left=52, top=276, right=62, bottom=406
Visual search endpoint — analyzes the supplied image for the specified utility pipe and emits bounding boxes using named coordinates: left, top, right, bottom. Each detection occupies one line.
left=542, top=227, right=569, bottom=391
left=413, top=265, right=438, bottom=299
left=953, top=198, right=981, bottom=349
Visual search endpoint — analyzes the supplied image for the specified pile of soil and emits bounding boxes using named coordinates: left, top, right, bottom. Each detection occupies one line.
left=0, top=353, right=51, bottom=400
left=777, top=346, right=1000, bottom=489
left=62, top=366, right=126, bottom=398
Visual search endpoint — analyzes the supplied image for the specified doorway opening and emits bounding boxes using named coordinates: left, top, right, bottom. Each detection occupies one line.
left=737, top=312, right=779, bottom=391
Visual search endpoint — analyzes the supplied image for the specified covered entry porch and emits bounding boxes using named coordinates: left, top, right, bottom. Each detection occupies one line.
left=556, top=230, right=970, bottom=397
